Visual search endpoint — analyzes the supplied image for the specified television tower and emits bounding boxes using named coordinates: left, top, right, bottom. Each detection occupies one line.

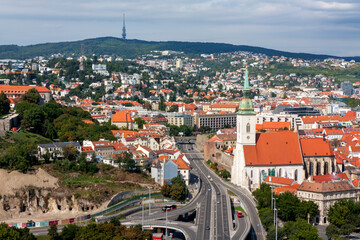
left=122, top=13, right=126, bottom=40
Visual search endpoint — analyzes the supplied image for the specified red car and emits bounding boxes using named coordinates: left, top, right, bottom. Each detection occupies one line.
left=237, top=211, right=244, bottom=218
left=161, top=205, right=177, bottom=213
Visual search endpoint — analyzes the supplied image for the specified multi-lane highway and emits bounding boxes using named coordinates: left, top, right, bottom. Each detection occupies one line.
left=179, top=142, right=264, bottom=240
left=31, top=139, right=263, bottom=240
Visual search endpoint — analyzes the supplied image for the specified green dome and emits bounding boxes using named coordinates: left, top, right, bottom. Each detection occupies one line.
left=238, top=98, right=255, bottom=114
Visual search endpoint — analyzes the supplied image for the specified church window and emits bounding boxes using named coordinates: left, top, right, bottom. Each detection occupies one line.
left=246, top=123, right=250, bottom=133
left=294, top=169, right=298, bottom=181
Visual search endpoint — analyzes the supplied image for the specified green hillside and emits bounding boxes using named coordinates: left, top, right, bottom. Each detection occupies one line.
left=0, top=37, right=359, bottom=61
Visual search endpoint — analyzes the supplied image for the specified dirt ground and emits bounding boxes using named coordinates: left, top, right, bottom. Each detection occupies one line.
left=0, top=168, right=58, bottom=196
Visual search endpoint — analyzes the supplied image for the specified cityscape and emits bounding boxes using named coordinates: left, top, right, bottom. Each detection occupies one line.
left=1, top=1, right=360, bottom=240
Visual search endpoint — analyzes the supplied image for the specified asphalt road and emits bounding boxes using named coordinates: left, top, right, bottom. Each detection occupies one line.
left=180, top=142, right=263, bottom=240
left=180, top=143, right=231, bottom=240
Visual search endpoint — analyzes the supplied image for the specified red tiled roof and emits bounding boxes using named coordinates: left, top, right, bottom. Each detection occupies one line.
left=264, top=176, right=294, bottom=185
left=273, top=184, right=299, bottom=195
left=298, top=180, right=355, bottom=193
left=112, top=111, right=134, bottom=123
left=256, top=122, right=291, bottom=130
left=81, top=146, right=94, bottom=153
left=300, top=138, right=333, bottom=157
left=313, top=173, right=349, bottom=183
left=210, top=104, right=237, bottom=109
left=353, top=179, right=360, bottom=187
left=173, top=158, right=190, bottom=169
left=0, top=85, right=51, bottom=94
left=243, top=131, right=303, bottom=166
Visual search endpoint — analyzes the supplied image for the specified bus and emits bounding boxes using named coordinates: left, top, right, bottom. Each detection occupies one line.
left=161, top=205, right=177, bottom=212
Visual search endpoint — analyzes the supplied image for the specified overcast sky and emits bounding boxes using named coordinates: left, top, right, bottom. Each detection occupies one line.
left=1, top=0, right=359, bottom=56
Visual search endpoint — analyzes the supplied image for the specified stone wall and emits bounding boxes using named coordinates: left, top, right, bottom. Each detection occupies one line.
left=204, top=141, right=233, bottom=172
left=0, top=113, right=19, bottom=136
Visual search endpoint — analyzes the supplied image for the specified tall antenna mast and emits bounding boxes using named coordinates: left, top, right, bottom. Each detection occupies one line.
left=122, top=13, right=127, bottom=40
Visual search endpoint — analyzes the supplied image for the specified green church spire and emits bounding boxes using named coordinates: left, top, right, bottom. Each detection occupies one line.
left=237, top=67, right=255, bottom=114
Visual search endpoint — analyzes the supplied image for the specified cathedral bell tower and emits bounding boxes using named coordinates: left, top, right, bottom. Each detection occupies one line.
left=231, top=67, right=256, bottom=187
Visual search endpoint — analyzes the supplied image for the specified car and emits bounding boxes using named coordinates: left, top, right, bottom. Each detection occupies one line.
left=217, top=192, right=220, bottom=195
left=208, top=188, right=211, bottom=191
left=237, top=211, right=244, bottom=218
left=205, top=226, right=210, bottom=230
left=208, top=175, right=211, bottom=178
left=217, top=201, right=220, bottom=204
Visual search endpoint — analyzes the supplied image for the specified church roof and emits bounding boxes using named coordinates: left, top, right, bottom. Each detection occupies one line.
left=244, top=131, right=303, bottom=166
left=300, top=138, right=334, bottom=157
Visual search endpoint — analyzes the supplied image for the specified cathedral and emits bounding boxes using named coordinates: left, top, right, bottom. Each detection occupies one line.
left=231, top=69, right=338, bottom=190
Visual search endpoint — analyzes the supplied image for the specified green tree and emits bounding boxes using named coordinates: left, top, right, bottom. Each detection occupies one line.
left=170, top=183, right=187, bottom=201
left=62, top=144, right=78, bottom=161
left=0, top=92, right=10, bottom=115
left=48, top=224, right=59, bottom=240
left=14, top=102, right=38, bottom=119
left=283, top=219, right=320, bottom=240
left=161, top=183, right=172, bottom=198
left=252, top=183, right=271, bottom=209
left=168, top=105, right=179, bottom=112
left=328, top=199, right=352, bottom=227
left=325, top=224, right=339, bottom=239
left=61, top=224, right=79, bottom=240
left=134, top=117, right=146, bottom=129
left=340, top=223, right=356, bottom=237
left=21, top=88, right=40, bottom=104
left=159, top=95, right=166, bottom=111
left=258, top=208, right=274, bottom=231
left=277, top=192, right=300, bottom=221
left=21, top=106, right=45, bottom=133
left=296, top=200, right=319, bottom=222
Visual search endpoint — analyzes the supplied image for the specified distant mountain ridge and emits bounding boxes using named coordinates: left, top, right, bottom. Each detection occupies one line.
left=0, top=37, right=359, bottom=61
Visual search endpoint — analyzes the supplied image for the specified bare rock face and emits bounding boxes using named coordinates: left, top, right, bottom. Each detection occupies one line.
left=0, top=188, right=102, bottom=221
left=0, top=169, right=103, bottom=222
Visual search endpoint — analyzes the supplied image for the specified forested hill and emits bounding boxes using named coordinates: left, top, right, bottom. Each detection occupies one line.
left=0, top=37, right=359, bottom=61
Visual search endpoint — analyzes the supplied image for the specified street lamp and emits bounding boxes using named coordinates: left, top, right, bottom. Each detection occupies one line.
left=275, top=207, right=278, bottom=240
left=166, top=208, right=168, bottom=240
left=148, top=186, right=152, bottom=215
left=141, top=197, right=144, bottom=231
left=273, top=198, right=276, bottom=226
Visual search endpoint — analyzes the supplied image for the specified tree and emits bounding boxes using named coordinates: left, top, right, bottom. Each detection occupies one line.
left=340, top=223, right=356, bottom=237
left=170, top=183, right=187, bottom=201
left=62, top=144, right=78, bottom=161
left=277, top=191, right=300, bottom=221
left=21, top=88, right=40, bottom=104
left=134, top=117, right=146, bottom=129
left=48, top=224, right=59, bottom=240
left=0, top=92, right=10, bottom=115
left=0, top=223, right=35, bottom=240
left=283, top=219, right=320, bottom=240
left=297, top=200, right=319, bottom=222
left=159, top=95, right=166, bottom=111
left=61, top=224, right=79, bottom=240
left=168, top=105, right=179, bottom=112
left=325, top=224, right=339, bottom=239
left=252, top=183, right=271, bottom=209
left=161, top=183, right=171, bottom=198
left=328, top=199, right=352, bottom=227
left=21, top=106, right=45, bottom=133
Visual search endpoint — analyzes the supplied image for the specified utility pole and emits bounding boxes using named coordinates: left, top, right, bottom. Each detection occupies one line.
left=271, top=186, right=273, bottom=209
left=141, top=197, right=144, bottom=231
left=166, top=208, right=168, bottom=240
left=148, top=187, right=151, bottom=215
left=273, top=198, right=276, bottom=226
left=275, top=207, right=278, bottom=240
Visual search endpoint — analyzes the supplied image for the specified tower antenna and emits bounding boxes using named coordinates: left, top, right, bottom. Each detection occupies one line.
left=122, top=13, right=126, bottom=40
